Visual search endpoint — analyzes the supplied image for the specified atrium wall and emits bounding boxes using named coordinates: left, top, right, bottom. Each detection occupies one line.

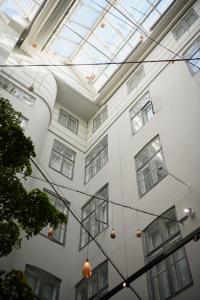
left=0, top=1, right=200, bottom=300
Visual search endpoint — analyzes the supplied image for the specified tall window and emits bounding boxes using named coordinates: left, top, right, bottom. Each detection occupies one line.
left=58, top=109, right=79, bottom=134
left=130, top=93, right=154, bottom=135
left=0, top=74, right=35, bottom=106
left=93, top=107, right=107, bottom=133
left=25, top=265, right=61, bottom=300
left=126, top=65, right=145, bottom=94
left=135, top=136, right=166, bottom=197
left=143, top=207, right=193, bottom=300
left=49, top=140, right=75, bottom=179
left=76, top=260, right=108, bottom=300
left=172, top=9, right=198, bottom=40
left=184, top=36, right=200, bottom=75
left=41, top=190, right=68, bottom=244
left=80, top=184, right=108, bottom=249
left=85, top=136, right=108, bottom=183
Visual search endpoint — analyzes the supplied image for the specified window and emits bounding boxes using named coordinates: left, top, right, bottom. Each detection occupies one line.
left=80, top=184, right=108, bottom=249
left=143, top=207, right=192, bottom=300
left=126, top=65, right=145, bottom=94
left=76, top=260, right=108, bottom=300
left=20, top=116, right=28, bottom=130
left=135, top=136, right=166, bottom=197
left=172, top=9, right=198, bottom=40
left=41, top=190, right=69, bottom=244
left=0, top=74, right=35, bottom=106
left=184, top=36, right=200, bottom=75
left=25, top=265, right=61, bottom=300
left=49, top=140, right=75, bottom=179
left=58, top=109, right=79, bottom=134
left=130, top=93, right=154, bottom=134
left=85, top=136, right=108, bottom=183
left=93, top=107, right=107, bottom=132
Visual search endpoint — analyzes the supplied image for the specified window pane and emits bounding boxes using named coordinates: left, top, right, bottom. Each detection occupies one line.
left=144, top=104, right=154, bottom=122
left=68, top=116, right=77, bottom=133
left=50, top=152, right=62, bottom=171
left=138, top=164, right=154, bottom=195
left=132, top=112, right=143, bottom=133
left=27, top=275, right=38, bottom=292
left=151, top=151, right=165, bottom=184
left=58, top=111, right=67, bottom=126
left=39, top=282, right=54, bottom=300
left=62, top=158, right=73, bottom=178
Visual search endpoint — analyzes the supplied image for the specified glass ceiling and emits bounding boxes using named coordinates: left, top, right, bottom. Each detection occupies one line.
left=0, top=0, right=44, bottom=23
left=44, top=0, right=174, bottom=92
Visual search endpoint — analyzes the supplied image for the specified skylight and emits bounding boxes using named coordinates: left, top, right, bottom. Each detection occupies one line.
left=0, top=0, right=44, bottom=22
left=46, top=0, right=174, bottom=92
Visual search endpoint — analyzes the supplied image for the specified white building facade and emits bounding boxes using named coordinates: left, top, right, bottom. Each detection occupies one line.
left=0, top=0, right=200, bottom=299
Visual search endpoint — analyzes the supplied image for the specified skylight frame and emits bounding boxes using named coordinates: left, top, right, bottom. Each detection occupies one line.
left=44, top=0, right=175, bottom=92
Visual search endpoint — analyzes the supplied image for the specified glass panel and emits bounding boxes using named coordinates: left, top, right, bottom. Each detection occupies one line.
left=39, top=282, right=54, bottom=300
left=68, top=116, right=77, bottom=133
left=88, top=272, right=99, bottom=298
left=132, top=112, right=143, bottom=133
left=50, top=152, right=62, bottom=171
left=62, top=158, right=73, bottom=178
left=151, top=151, right=165, bottom=184
left=58, top=111, right=68, bottom=127
left=138, top=164, right=153, bottom=195
left=26, top=275, right=38, bottom=293
left=144, top=104, right=154, bottom=122
left=177, top=257, right=192, bottom=287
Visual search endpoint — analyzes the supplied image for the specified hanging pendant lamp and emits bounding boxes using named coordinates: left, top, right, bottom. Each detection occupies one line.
left=82, top=258, right=92, bottom=279
left=48, top=227, right=53, bottom=239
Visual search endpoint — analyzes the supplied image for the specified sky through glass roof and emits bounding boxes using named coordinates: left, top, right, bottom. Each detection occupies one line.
left=0, top=0, right=44, bottom=22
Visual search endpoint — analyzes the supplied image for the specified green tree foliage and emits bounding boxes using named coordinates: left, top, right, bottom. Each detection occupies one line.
left=0, top=98, right=67, bottom=257
left=0, top=270, right=34, bottom=300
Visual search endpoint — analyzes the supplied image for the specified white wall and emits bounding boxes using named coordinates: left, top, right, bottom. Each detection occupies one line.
left=1, top=1, right=200, bottom=300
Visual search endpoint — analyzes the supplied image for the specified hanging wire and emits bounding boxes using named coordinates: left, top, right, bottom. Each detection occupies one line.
left=30, top=158, right=142, bottom=300
left=29, top=174, right=183, bottom=224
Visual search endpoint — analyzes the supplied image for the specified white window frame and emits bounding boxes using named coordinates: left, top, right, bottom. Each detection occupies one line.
left=58, top=109, right=79, bottom=134
left=80, top=184, right=108, bottom=249
left=41, top=189, right=69, bottom=245
left=126, top=64, right=145, bottom=94
left=49, top=140, right=76, bottom=179
left=143, top=207, right=193, bottom=300
left=135, top=136, right=167, bottom=197
left=85, top=136, right=108, bottom=183
left=76, top=260, right=108, bottom=300
left=172, top=8, right=198, bottom=40
left=130, top=93, right=154, bottom=135
left=0, top=74, right=35, bottom=106
left=20, top=116, right=28, bottom=130
left=93, top=107, right=107, bottom=133
left=184, top=36, right=200, bottom=76
left=25, top=265, right=61, bottom=300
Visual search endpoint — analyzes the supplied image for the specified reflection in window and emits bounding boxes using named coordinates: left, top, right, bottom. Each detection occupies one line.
left=135, top=136, right=166, bottom=197
left=130, top=92, right=153, bottom=134
left=41, top=190, right=69, bottom=244
left=127, top=65, right=145, bottom=94
left=143, top=207, right=192, bottom=300
left=80, top=184, right=108, bottom=249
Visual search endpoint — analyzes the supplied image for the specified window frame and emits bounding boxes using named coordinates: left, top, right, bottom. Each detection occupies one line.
left=79, top=184, right=109, bottom=250
left=58, top=109, right=79, bottom=134
left=25, top=265, right=61, bottom=300
left=172, top=8, right=198, bottom=40
left=126, top=64, right=145, bottom=94
left=49, top=139, right=76, bottom=180
left=130, top=92, right=154, bottom=135
left=143, top=207, right=193, bottom=300
left=93, top=106, right=108, bottom=133
left=135, top=135, right=167, bottom=197
left=184, top=36, right=200, bottom=76
left=40, top=189, right=69, bottom=246
left=75, top=260, right=108, bottom=300
left=0, top=74, right=36, bottom=106
left=85, top=136, right=108, bottom=184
